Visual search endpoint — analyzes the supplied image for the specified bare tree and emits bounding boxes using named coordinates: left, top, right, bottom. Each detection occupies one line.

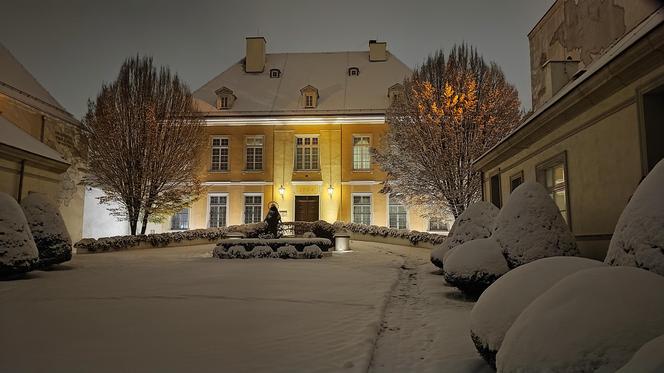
left=82, top=56, right=205, bottom=235
left=375, top=44, right=522, bottom=219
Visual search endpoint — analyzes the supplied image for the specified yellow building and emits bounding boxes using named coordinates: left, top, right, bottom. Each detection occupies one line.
left=474, top=1, right=664, bottom=259
left=0, top=43, right=85, bottom=242
left=157, top=38, right=447, bottom=234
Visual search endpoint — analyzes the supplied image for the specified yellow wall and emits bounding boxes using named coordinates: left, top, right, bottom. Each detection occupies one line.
left=163, top=121, right=436, bottom=232
left=480, top=66, right=664, bottom=260
left=0, top=94, right=85, bottom=242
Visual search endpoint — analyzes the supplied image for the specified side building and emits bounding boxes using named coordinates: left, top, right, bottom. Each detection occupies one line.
left=474, top=1, right=664, bottom=259
left=0, top=43, right=85, bottom=242
left=149, top=38, right=451, bottom=234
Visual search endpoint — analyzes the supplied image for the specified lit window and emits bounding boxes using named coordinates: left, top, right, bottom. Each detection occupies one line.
left=353, top=135, right=371, bottom=170
left=245, top=136, right=263, bottom=170
left=295, top=136, right=319, bottom=170
left=211, top=137, right=229, bottom=171
left=352, top=194, right=371, bottom=225
left=428, top=218, right=448, bottom=232
left=270, top=69, right=281, bottom=78
left=536, top=154, right=569, bottom=223
left=388, top=197, right=407, bottom=229
left=170, top=209, right=189, bottom=230
left=348, top=67, right=360, bottom=76
left=244, top=194, right=263, bottom=224
left=209, top=195, right=227, bottom=228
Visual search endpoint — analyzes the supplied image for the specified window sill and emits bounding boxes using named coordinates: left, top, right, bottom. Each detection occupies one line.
left=242, top=169, right=264, bottom=173
left=293, top=169, right=321, bottom=173
left=352, top=169, right=372, bottom=173
left=209, top=170, right=230, bottom=173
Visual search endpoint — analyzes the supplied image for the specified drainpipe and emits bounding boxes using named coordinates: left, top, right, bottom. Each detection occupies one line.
left=17, top=160, right=25, bottom=201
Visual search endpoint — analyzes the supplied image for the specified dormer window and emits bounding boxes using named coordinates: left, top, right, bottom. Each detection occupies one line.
left=387, top=83, right=404, bottom=104
left=300, top=85, right=319, bottom=109
left=215, top=87, right=236, bottom=110
left=348, top=67, right=360, bottom=76
left=270, top=69, right=281, bottom=78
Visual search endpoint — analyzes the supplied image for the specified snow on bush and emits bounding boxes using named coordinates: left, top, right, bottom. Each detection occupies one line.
left=430, top=201, right=499, bottom=269
left=276, top=245, right=298, bottom=259
left=215, top=238, right=333, bottom=253
left=333, top=221, right=446, bottom=246
left=470, top=257, right=605, bottom=368
left=497, top=266, right=664, bottom=373
left=0, top=192, right=39, bottom=276
left=442, top=238, right=509, bottom=296
left=251, top=245, right=274, bottom=258
left=226, top=245, right=249, bottom=259
left=617, top=334, right=664, bottom=373
left=302, top=231, right=316, bottom=238
left=302, top=245, right=323, bottom=259
left=605, top=159, right=664, bottom=276
left=493, top=182, right=578, bottom=268
left=20, top=192, right=72, bottom=267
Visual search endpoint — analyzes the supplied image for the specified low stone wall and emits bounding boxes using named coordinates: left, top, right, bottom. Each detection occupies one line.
left=347, top=232, right=440, bottom=250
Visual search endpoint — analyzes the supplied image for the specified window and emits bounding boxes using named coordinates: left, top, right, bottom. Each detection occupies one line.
left=510, top=171, right=524, bottom=193
left=388, top=83, right=404, bottom=104
left=537, top=154, right=569, bottom=223
left=244, top=194, right=263, bottom=224
left=270, top=69, right=281, bottom=78
left=245, top=136, right=264, bottom=170
left=490, top=173, right=502, bottom=208
left=305, top=94, right=314, bottom=108
left=295, top=136, right=319, bottom=170
left=352, top=194, right=371, bottom=225
left=220, top=96, right=229, bottom=109
left=428, top=218, right=448, bottom=232
left=388, top=197, right=407, bottom=229
left=211, top=137, right=229, bottom=171
left=170, top=209, right=189, bottom=230
left=215, top=86, right=235, bottom=110
left=353, top=135, right=371, bottom=170
left=208, top=195, right=228, bottom=228
left=348, top=67, right=360, bottom=76
left=300, top=85, right=318, bottom=108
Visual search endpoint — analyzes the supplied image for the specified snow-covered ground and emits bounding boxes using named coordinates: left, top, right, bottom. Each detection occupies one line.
left=0, top=241, right=483, bottom=373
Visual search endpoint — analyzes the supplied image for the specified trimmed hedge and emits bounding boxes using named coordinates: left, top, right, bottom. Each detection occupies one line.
left=332, top=221, right=446, bottom=246
left=75, top=222, right=268, bottom=253
left=213, top=237, right=333, bottom=255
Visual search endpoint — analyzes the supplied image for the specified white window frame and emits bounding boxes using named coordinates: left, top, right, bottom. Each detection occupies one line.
left=387, top=194, right=408, bottom=230
left=294, top=135, right=320, bottom=171
left=211, top=136, right=230, bottom=172
left=170, top=208, right=190, bottom=231
left=351, top=193, right=372, bottom=225
left=352, top=134, right=372, bottom=171
left=244, top=135, right=264, bottom=171
left=207, top=193, right=229, bottom=228
left=243, top=193, right=264, bottom=224
left=427, top=217, right=448, bottom=233
left=305, top=94, right=314, bottom=108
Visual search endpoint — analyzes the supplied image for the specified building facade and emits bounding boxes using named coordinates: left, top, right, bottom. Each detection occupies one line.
left=474, top=1, right=664, bottom=260
left=0, top=43, right=85, bottom=242
left=155, top=38, right=449, bottom=234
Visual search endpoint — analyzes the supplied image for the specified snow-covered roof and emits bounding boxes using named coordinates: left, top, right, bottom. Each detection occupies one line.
left=0, top=43, right=78, bottom=126
left=194, top=51, right=412, bottom=116
left=473, top=7, right=664, bottom=170
left=0, top=115, right=69, bottom=166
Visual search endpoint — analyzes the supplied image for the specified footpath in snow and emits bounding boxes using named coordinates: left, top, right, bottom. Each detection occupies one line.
left=0, top=240, right=483, bottom=372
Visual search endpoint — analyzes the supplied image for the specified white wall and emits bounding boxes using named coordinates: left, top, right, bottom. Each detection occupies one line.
left=82, top=187, right=130, bottom=238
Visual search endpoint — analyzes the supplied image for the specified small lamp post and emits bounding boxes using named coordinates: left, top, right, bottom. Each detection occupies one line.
left=278, top=184, right=285, bottom=199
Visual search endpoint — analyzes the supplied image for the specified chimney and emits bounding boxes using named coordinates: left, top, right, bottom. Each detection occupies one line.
left=245, top=37, right=266, bottom=73
left=369, top=40, right=387, bottom=62
left=542, top=59, right=580, bottom=101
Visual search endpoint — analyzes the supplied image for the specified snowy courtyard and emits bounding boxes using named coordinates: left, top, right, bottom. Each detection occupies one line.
left=0, top=241, right=487, bottom=373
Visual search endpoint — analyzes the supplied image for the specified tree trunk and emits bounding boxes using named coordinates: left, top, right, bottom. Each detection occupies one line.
left=140, top=212, right=150, bottom=235
left=129, top=218, right=138, bottom=235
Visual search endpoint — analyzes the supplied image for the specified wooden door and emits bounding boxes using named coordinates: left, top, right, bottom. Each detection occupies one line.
left=295, top=196, right=319, bottom=222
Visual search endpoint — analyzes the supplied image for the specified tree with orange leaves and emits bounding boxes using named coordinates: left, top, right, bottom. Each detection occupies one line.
left=375, top=44, right=522, bottom=219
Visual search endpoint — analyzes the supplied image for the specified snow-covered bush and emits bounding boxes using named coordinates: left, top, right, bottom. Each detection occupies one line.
left=497, top=266, right=664, bottom=372
left=493, top=182, right=578, bottom=268
left=251, top=245, right=274, bottom=258
left=226, top=245, right=249, bottom=259
left=430, top=201, right=499, bottom=269
left=333, top=221, right=446, bottom=246
left=276, top=245, right=298, bottom=259
left=302, top=245, right=323, bottom=259
left=470, top=257, right=605, bottom=368
left=0, top=192, right=39, bottom=276
left=605, top=159, right=664, bottom=276
left=442, top=238, right=509, bottom=296
left=20, top=192, right=72, bottom=267
left=617, top=334, right=664, bottom=373
left=302, top=231, right=316, bottom=238
left=215, top=238, right=332, bottom=253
